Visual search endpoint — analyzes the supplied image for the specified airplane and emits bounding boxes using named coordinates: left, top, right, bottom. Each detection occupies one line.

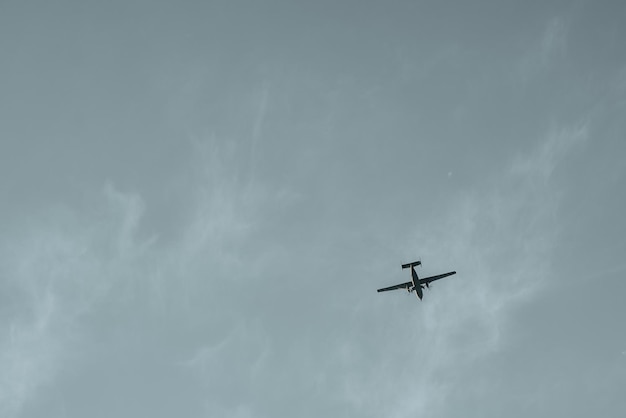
left=377, top=260, right=456, bottom=300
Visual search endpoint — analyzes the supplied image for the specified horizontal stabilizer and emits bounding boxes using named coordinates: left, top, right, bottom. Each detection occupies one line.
left=401, top=260, right=421, bottom=269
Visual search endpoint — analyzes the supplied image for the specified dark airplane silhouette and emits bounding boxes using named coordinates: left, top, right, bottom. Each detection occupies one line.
left=377, top=260, right=456, bottom=300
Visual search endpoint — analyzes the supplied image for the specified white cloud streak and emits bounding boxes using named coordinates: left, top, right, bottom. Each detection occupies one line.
left=0, top=135, right=281, bottom=416
left=340, top=124, right=587, bottom=417
left=0, top=117, right=590, bottom=418
left=0, top=183, right=155, bottom=417
left=518, top=16, right=569, bottom=81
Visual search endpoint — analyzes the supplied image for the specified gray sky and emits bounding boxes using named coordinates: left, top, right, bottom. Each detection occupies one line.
left=1, top=1, right=625, bottom=417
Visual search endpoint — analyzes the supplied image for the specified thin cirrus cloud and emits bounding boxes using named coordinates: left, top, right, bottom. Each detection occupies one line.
left=337, top=124, right=588, bottom=418
left=174, top=123, right=590, bottom=417
left=0, top=121, right=588, bottom=418
left=0, top=183, right=155, bottom=417
left=0, top=133, right=288, bottom=417
left=518, top=16, right=569, bottom=81
left=1, top=2, right=625, bottom=417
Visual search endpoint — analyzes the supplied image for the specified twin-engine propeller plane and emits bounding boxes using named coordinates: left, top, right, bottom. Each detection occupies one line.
left=377, top=260, right=456, bottom=300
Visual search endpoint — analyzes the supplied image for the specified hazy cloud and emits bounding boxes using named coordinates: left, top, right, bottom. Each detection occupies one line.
left=1, top=2, right=624, bottom=417
left=519, top=16, right=569, bottom=81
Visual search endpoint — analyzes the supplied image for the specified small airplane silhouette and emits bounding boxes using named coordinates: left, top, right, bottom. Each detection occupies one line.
left=377, top=260, right=456, bottom=300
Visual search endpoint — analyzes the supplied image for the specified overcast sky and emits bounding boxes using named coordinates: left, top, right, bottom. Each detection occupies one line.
left=1, top=1, right=625, bottom=417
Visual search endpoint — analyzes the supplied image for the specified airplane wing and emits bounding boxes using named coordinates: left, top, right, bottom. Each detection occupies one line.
left=418, top=271, right=456, bottom=285
left=377, top=282, right=412, bottom=292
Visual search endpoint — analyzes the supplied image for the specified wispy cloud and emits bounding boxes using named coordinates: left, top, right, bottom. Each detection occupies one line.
left=0, top=183, right=156, bottom=417
left=339, top=124, right=587, bottom=417
left=1, top=130, right=293, bottom=414
left=540, top=18, right=568, bottom=64
left=0, top=286, right=58, bottom=417
left=518, top=16, right=569, bottom=81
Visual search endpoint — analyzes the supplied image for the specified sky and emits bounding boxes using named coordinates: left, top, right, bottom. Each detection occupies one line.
left=1, top=1, right=625, bottom=417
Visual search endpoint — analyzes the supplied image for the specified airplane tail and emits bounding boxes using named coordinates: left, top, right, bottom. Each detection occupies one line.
left=401, top=260, right=421, bottom=269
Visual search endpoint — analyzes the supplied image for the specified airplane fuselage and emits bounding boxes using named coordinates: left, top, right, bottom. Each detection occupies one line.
left=411, top=267, right=423, bottom=300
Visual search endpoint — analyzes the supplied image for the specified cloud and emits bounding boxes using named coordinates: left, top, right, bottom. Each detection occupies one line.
left=0, top=286, right=58, bottom=417
left=0, top=183, right=156, bottom=417
left=540, top=18, right=568, bottom=64
left=518, top=16, right=569, bottom=81
left=338, top=124, right=587, bottom=417
left=0, top=116, right=590, bottom=418
left=0, top=137, right=269, bottom=410
left=1, top=129, right=298, bottom=416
